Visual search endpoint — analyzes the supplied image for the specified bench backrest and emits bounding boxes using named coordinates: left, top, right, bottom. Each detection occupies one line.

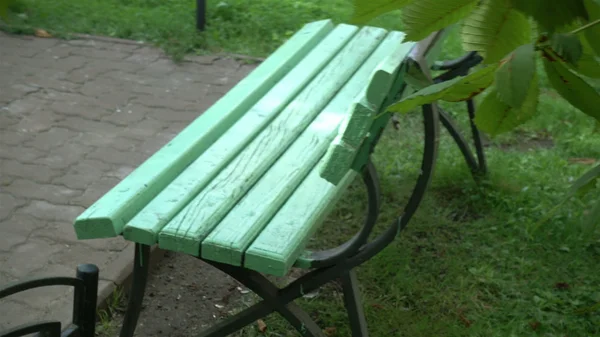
left=319, top=29, right=450, bottom=185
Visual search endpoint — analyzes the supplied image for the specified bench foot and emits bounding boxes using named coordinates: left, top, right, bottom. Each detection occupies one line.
left=341, top=270, right=369, bottom=337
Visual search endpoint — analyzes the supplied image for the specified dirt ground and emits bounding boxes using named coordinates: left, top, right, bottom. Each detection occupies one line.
left=98, top=251, right=251, bottom=337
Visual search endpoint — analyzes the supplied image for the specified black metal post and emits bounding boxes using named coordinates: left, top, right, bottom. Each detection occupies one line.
left=196, top=0, right=206, bottom=31
left=73, top=264, right=99, bottom=337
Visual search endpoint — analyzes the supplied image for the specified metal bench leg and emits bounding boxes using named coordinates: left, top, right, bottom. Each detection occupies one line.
left=438, top=105, right=487, bottom=177
left=432, top=52, right=488, bottom=177
left=340, top=270, right=368, bottom=337
left=119, top=244, right=150, bottom=337
left=466, top=98, right=488, bottom=175
left=202, top=261, right=326, bottom=337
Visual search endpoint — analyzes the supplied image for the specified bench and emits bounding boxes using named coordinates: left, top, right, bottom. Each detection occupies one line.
left=72, top=20, right=487, bottom=337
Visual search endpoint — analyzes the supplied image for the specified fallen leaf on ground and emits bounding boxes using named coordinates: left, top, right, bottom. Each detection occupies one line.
left=35, top=29, right=52, bottom=38
left=257, top=319, right=267, bottom=333
left=458, top=313, right=472, bottom=327
left=324, top=327, right=337, bottom=336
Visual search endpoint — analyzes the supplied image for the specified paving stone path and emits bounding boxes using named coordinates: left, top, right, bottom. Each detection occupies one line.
left=0, top=31, right=256, bottom=330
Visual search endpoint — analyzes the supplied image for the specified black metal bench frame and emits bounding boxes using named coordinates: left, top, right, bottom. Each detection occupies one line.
left=114, top=38, right=487, bottom=337
left=0, top=264, right=99, bottom=337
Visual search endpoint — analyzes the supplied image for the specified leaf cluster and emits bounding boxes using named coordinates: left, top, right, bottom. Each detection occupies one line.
left=352, top=0, right=600, bottom=215
left=353, top=0, right=600, bottom=135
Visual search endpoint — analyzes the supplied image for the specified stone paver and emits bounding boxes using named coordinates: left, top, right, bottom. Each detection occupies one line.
left=0, top=32, right=256, bottom=330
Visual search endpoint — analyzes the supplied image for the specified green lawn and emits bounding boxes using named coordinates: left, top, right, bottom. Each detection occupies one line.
left=4, top=1, right=600, bottom=336
left=1, top=0, right=404, bottom=59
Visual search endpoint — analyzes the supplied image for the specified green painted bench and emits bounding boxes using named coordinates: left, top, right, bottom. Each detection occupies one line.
left=72, top=19, right=487, bottom=337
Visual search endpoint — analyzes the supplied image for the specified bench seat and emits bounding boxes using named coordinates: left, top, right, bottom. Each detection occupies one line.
left=73, top=19, right=417, bottom=277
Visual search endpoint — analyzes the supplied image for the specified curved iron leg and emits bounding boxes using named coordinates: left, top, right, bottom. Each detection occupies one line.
left=399, top=103, right=440, bottom=229
left=467, top=99, right=487, bottom=175
left=309, top=161, right=381, bottom=268
left=438, top=108, right=479, bottom=173
left=119, top=244, right=150, bottom=337
left=438, top=102, right=487, bottom=177
left=432, top=51, right=488, bottom=177
left=341, top=270, right=368, bottom=337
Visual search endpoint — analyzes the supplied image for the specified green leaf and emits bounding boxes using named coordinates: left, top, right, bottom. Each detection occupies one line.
left=577, top=36, right=600, bottom=78
left=462, top=0, right=531, bottom=64
left=581, top=199, right=600, bottom=236
left=550, top=33, right=584, bottom=65
left=401, top=0, right=478, bottom=41
left=388, top=65, right=497, bottom=114
left=543, top=48, right=600, bottom=122
left=350, top=0, right=413, bottom=24
left=567, top=164, right=600, bottom=198
left=0, top=0, right=9, bottom=19
left=511, top=0, right=588, bottom=32
left=495, top=43, right=536, bottom=108
left=583, top=0, right=600, bottom=56
left=557, top=22, right=600, bottom=77
left=474, top=73, right=539, bottom=136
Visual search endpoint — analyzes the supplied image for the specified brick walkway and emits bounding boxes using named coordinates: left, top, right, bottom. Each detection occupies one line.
left=0, top=32, right=255, bottom=329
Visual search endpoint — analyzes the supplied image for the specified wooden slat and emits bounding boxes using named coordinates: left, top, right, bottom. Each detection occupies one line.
left=365, top=32, right=414, bottom=106
left=122, top=24, right=359, bottom=245
left=157, top=26, right=388, bottom=256
left=320, top=33, right=416, bottom=185
left=73, top=20, right=334, bottom=239
left=319, top=133, right=361, bottom=186
left=338, top=101, right=376, bottom=148
left=241, top=31, right=416, bottom=276
left=244, top=167, right=357, bottom=276
left=200, top=31, right=403, bottom=265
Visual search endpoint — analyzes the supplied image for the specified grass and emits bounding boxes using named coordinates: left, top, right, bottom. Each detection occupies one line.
left=95, top=286, right=127, bottom=336
left=3, top=0, right=599, bottom=335
left=1, top=0, right=403, bottom=59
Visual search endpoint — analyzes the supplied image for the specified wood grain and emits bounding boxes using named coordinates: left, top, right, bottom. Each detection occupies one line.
left=157, top=26, right=388, bottom=255
left=320, top=32, right=416, bottom=185
left=73, top=19, right=334, bottom=239
left=122, top=24, right=358, bottom=245
left=201, top=33, right=388, bottom=265
left=242, top=31, right=418, bottom=276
